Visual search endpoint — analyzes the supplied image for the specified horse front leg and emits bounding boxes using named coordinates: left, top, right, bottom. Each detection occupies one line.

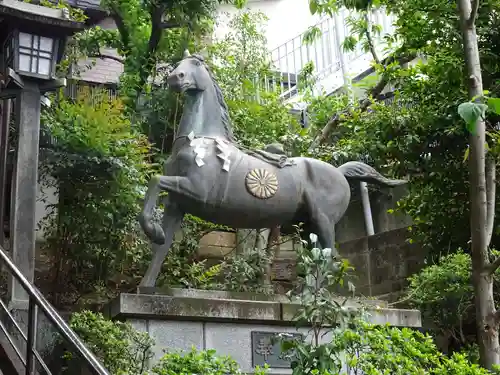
left=139, top=175, right=193, bottom=244
left=140, top=202, right=184, bottom=288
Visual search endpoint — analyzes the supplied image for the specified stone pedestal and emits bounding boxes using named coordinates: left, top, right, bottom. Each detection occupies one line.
left=105, top=289, right=421, bottom=374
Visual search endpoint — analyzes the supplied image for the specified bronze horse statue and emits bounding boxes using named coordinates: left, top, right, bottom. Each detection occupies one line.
left=138, top=51, right=406, bottom=287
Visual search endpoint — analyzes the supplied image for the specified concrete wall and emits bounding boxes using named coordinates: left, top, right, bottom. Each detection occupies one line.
left=270, top=227, right=425, bottom=299
left=336, top=184, right=412, bottom=243
left=108, top=291, right=421, bottom=374
left=339, top=227, right=426, bottom=297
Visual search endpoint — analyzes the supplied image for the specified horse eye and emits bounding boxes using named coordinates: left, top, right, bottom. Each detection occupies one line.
left=195, top=61, right=201, bottom=66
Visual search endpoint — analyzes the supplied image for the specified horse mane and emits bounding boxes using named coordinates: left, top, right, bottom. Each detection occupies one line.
left=190, top=54, right=236, bottom=142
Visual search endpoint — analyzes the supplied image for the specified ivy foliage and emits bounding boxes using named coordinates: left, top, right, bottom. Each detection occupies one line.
left=39, top=89, right=152, bottom=306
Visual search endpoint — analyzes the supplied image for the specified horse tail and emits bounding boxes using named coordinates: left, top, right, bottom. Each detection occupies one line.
left=337, top=161, right=407, bottom=187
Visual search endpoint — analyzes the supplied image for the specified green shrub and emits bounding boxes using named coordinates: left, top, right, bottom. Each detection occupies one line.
left=68, top=310, right=154, bottom=374
left=40, top=89, right=152, bottom=306
left=330, top=321, right=493, bottom=375
left=405, top=249, right=500, bottom=349
left=279, top=233, right=496, bottom=375
left=151, top=347, right=268, bottom=375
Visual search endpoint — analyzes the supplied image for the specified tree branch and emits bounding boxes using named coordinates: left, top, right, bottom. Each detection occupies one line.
left=109, top=3, right=130, bottom=50
left=89, top=53, right=125, bottom=64
left=160, top=21, right=181, bottom=29
left=135, top=5, right=168, bottom=99
left=148, top=6, right=166, bottom=61
left=468, top=0, right=480, bottom=26
left=488, top=256, right=500, bottom=275
left=364, top=13, right=381, bottom=65
left=308, top=53, right=416, bottom=151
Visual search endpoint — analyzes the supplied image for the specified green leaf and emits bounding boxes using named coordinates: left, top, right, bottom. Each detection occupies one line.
left=457, top=102, right=488, bottom=133
left=487, top=97, right=500, bottom=115
left=309, top=0, right=318, bottom=14
left=234, top=0, right=246, bottom=9
left=463, top=146, right=470, bottom=163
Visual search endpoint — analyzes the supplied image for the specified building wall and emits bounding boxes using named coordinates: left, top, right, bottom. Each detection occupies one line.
left=215, top=0, right=322, bottom=51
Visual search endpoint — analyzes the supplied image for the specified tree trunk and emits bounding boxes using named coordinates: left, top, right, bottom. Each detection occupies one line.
left=457, top=0, right=500, bottom=368
left=486, top=157, right=496, bottom=246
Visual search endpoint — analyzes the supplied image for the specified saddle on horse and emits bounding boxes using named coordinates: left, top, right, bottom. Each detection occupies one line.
left=246, top=142, right=294, bottom=169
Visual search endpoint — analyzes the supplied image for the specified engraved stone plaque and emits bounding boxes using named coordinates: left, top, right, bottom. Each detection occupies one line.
left=272, top=258, right=296, bottom=281
left=251, top=331, right=303, bottom=368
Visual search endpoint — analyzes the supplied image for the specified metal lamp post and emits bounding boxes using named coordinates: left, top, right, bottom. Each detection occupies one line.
left=0, top=0, right=83, bottom=306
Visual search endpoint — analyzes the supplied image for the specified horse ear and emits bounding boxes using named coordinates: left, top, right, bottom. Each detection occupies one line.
left=183, top=49, right=191, bottom=58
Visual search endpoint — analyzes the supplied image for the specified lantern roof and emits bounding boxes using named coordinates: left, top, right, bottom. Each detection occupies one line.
left=0, top=0, right=84, bottom=35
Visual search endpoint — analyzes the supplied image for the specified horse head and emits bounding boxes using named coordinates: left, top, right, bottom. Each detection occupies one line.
left=167, top=50, right=212, bottom=94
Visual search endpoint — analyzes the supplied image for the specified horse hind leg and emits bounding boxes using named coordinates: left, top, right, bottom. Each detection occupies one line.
left=307, top=210, right=338, bottom=256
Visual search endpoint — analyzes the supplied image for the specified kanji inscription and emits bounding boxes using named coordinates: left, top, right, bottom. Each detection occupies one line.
left=251, top=331, right=303, bottom=368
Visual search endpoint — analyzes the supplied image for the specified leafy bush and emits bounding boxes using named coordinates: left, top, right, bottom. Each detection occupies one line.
left=405, top=249, right=500, bottom=349
left=331, top=321, right=494, bottom=375
left=279, top=233, right=496, bottom=375
left=151, top=347, right=268, bottom=375
left=68, top=311, right=154, bottom=374
left=40, top=89, right=152, bottom=306
left=157, top=215, right=227, bottom=290
left=223, top=241, right=273, bottom=294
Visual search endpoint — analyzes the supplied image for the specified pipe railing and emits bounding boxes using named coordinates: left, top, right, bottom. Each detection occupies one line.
left=0, top=245, right=110, bottom=375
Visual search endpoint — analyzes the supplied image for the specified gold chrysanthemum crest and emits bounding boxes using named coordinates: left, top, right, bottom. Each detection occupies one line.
left=245, top=168, right=278, bottom=199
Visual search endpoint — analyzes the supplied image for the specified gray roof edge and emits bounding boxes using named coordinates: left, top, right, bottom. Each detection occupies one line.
left=0, top=0, right=84, bottom=30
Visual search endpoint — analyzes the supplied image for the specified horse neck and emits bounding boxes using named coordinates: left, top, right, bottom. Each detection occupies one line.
left=177, top=87, right=229, bottom=140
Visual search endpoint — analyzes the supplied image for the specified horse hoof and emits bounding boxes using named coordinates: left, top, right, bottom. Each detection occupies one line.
left=151, top=224, right=166, bottom=245
left=138, top=214, right=165, bottom=244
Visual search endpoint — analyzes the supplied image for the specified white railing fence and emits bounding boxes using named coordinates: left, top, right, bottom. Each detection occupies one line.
left=263, top=8, right=396, bottom=101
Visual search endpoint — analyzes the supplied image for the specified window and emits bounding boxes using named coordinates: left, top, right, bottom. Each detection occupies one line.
left=17, top=32, right=55, bottom=76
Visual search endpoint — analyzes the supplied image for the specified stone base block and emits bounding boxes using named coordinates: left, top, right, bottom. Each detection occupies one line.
left=105, top=290, right=421, bottom=374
